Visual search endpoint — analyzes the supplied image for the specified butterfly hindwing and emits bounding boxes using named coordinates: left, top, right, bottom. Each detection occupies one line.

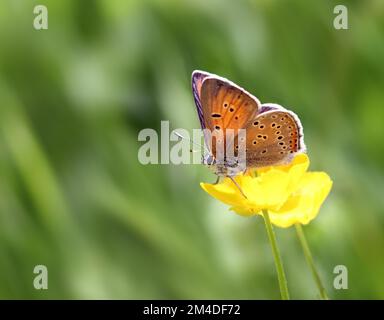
left=244, top=108, right=305, bottom=167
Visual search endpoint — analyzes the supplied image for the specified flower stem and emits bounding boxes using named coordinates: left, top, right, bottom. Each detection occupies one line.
left=262, top=210, right=290, bottom=300
left=295, top=224, right=329, bottom=300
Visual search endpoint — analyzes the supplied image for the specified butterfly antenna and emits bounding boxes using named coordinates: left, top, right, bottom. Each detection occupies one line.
left=173, top=131, right=210, bottom=154
left=229, top=176, right=248, bottom=199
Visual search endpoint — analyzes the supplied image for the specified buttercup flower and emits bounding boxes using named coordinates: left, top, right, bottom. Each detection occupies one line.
left=200, top=154, right=332, bottom=228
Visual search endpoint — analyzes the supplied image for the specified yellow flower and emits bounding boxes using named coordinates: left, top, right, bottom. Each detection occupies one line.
left=200, top=154, right=332, bottom=228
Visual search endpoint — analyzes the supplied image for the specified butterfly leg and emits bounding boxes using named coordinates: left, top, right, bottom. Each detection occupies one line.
left=213, top=176, right=220, bottom=185
left=229, top=176, right=248, bottom=199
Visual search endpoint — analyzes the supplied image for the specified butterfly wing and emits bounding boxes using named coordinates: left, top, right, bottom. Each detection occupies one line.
left=199, top=77, right=260, bottom=159
left=192, top=70, right=212, bottom=130
left=258, top=103, right=284, bottom=114
left=244, top=104, right=305, bottom=167
left=200, top=77, right=260, bottom=131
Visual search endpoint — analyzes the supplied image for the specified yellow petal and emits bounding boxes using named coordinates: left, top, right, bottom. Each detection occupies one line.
left=256, top=153, right=309, bottom=175
left=229, top=206, right=257, bottom=217
left=200, top=179, right=248, bottom=208
left=268, top=172, right=333, bottom=228
left=240, top=170, right=293, bottom=211
left=239, top=153, right=309, bottom=210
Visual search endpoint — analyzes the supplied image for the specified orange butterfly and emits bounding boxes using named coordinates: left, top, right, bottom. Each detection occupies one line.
left=192, top=70, right=306, bottom=189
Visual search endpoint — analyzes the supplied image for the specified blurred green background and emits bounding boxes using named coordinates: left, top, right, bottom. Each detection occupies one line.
left=0, top=0, right=383, bottom=299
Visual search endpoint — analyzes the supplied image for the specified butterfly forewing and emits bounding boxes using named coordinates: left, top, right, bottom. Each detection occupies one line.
left=200, top=77, right=260, bottom=160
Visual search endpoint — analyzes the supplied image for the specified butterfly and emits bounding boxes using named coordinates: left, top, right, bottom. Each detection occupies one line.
left=191, top=70, right=306, bottom=190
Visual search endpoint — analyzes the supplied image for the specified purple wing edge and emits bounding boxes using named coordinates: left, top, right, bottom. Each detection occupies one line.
left=191, top=70, right=211, bottom=129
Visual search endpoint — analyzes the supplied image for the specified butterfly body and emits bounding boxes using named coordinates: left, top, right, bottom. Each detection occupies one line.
left=202, top=153, right=242, bottom=177
left=192, top=70, right=306, bottom=177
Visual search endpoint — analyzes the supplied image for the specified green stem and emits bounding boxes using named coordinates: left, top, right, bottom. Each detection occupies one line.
left=262, top=210, right=290, bottom=300
left=295, top=224, right=329, bottom=300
